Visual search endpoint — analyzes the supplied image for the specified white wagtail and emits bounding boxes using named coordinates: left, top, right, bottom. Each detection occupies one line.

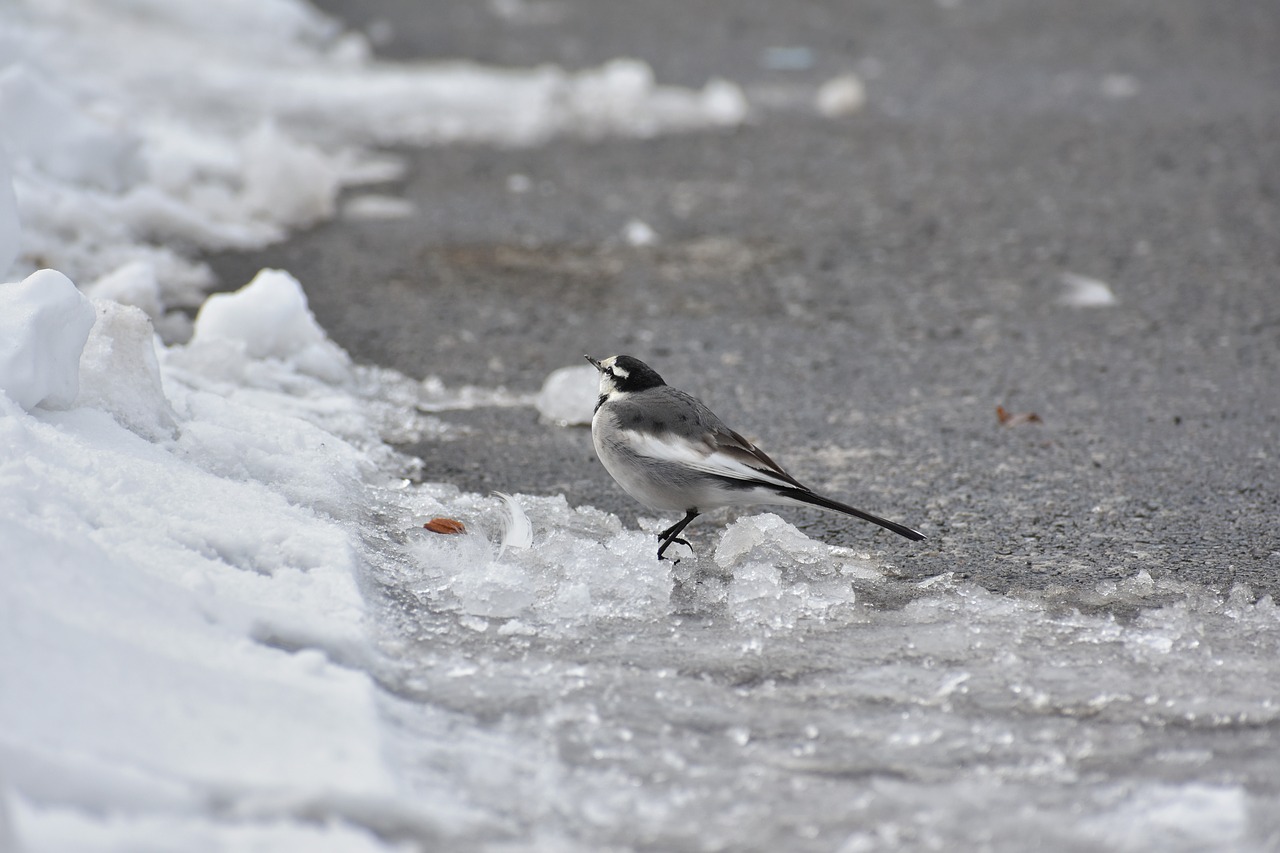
left=586, top=354, right=926, bottom=560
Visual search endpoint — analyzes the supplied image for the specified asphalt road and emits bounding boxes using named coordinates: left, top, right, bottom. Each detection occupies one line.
left=208, top=0, right=1279, bottom=598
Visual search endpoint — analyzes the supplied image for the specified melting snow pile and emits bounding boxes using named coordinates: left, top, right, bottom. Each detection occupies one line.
left=0, top=267, right=404, bottom=849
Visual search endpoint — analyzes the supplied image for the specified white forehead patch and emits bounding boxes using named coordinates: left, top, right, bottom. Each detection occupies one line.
left=600, top=356, right=628, bottom=379
left=596, top=356, right=630, bottom=396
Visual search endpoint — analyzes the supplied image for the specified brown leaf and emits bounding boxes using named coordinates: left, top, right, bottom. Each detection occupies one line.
left=424, top=517, right=467, bottom=534
left=996, top=405, right=1043, bottom=427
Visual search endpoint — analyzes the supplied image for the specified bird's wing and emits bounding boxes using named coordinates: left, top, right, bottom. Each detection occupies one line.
left=628, top=427, right=807, bottom=492
left=713, top=428, right=809, bottom=490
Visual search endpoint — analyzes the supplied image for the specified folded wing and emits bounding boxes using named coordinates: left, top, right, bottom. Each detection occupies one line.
left=629, top=427, right=809, bottom=492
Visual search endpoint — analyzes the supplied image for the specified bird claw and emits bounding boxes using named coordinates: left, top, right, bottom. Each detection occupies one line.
left=656, top=538, right=693, bottom=562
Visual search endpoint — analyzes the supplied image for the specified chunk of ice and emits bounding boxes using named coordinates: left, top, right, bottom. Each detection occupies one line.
left=1057, top=272, right=1118, bottom=307
left=190, top=268, right=351, bottom=381
left=76, top=300, right=178, bottom=441
left=0, top=269, right=96, bottom=411
left=815, top=74, right=867, bottom=118
left=535, top=363, right=598, bottom=426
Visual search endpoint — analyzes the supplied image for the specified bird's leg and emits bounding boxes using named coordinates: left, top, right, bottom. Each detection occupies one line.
left=657, top=510, right=700, bottom=561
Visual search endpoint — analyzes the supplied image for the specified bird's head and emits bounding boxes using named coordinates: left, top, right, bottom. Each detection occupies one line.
left=585, top=354, right=666, bottom=396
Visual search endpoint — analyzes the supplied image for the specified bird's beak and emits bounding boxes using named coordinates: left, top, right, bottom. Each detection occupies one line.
left=585, top=354, right=603, bottom=371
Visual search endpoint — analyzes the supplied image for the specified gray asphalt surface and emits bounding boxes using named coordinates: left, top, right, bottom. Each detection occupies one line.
left=208, top=0, right=1279, bottom=598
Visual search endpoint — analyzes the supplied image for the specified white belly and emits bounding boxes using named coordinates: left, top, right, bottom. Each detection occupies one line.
left=592, top=420, right=692, bottom=511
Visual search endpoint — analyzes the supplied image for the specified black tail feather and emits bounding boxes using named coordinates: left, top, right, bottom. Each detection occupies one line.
left=776, top=488, right=926, bottom=542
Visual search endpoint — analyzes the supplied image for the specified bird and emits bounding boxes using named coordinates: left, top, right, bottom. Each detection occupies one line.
left=585, top=354, right=926, bottom=560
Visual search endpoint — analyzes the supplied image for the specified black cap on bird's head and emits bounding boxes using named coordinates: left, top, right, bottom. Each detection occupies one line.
left=585, top=354, right=666, bottom=393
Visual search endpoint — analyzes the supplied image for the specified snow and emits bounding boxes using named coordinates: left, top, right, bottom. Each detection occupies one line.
left=0, top=285, right=397, bottom=847
left=2, top=2, right=1279, bottom=852
left=2, top=264, right=528, bottom=848
left=76, top=300, right=178, bottom=442
left=190, top=267, right=352, bottom=382
left=341, top=194, right=417, bottom=221
left=0, top=148, right=18, bottom=273
left=0, top=270, right=96, bottom=411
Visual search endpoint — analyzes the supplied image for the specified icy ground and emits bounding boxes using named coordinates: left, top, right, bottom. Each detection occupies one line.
left=2, top=1, right=1280, bottom=851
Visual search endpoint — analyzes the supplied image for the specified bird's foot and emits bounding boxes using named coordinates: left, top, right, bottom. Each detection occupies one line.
left=656, top=538, right=693, bottom=562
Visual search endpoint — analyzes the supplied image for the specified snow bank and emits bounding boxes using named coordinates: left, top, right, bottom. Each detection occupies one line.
left=0, top=269, right=418, bottom=849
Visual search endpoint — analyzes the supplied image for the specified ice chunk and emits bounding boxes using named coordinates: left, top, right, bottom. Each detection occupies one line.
left=403, top=491, right=666, bottom=632
left=815, top=74, right=867, bottom=118
left=623, top=218, right=658, bottom=246
left=190, top=268, right=351, bottom=381
left=0, top=269, right=96, bottom=411
left=714, top=514, right=869, bottom=627
left=715, top=512, right=833, bottom=568
left=700, top=78, right=751, bottom=126
left=76, top=300, right=178, bottom=441
left=1057, top=272, right=1118, bottom=307
left=535, top=364, right=598, bottom=426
